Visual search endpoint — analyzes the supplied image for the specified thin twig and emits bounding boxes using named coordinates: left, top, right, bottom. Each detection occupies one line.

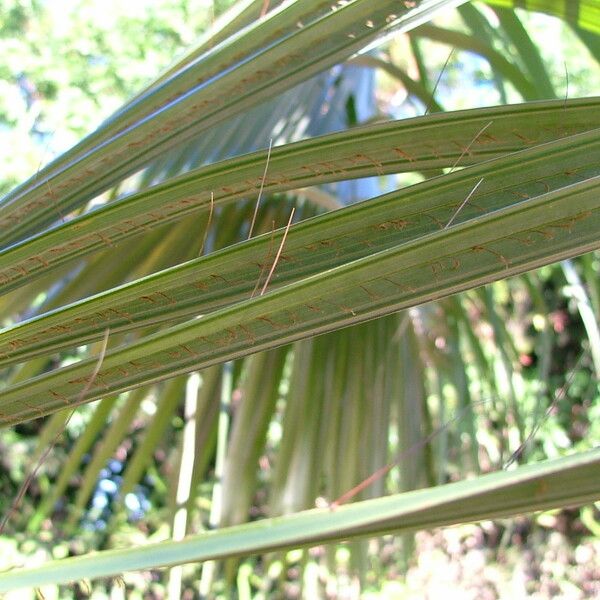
left=34, top=131, right=54, bottom=183
left=251, top=221, right=276, bottom=299
left=445, top=177, right=484, bottom=229
left=199, top=192, right=214, bottom=256
left=248, top=139, right=273, bottom=239
left=504, top=351, right=586, bottom=469
left=425, top=48, right=454, bottom=116
left=449, top=121, right=493, bottom=173
left=330, top=464, right=393, bottom=509
left=0, top=329, right=110, bottom=534
left=563, top=61, right=569, bottom=110
left=260, top=0, right=270, bottom=17
left=260, top=208, right=295, bottom=296
left=35, top=133, right=67, bottom=225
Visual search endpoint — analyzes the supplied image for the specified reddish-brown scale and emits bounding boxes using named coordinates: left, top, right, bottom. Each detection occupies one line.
left=536, top=480, right=550, bottom=496
left=22, top=400, right=45, bottom=417
left=512, top=130, right=536, bottom=144
left=384, top=276, right=416, bottom=294
left=285, top=311, right=299, bottom=327
left=179, top=344, right=198, bottom=357
left=359, top=285, right=379, bottom=301
left=50, top=390, right=69, bottom=404
left=276, top=252, right=294, bottom=264
left=509, top=234, right=535, bottom=246
left=123, top=219, right=138, bottom=231
left=212, top=334, right=229, bottom=348
left=177, top=198, right=198, bottom=207
left=67, top=238, right=84, bottom=250
left=135, top=219, right=154, bottom=232
left=563, top=168, right=581, bottom=178
left=210, top=274, right=230, bottom=284
left=430, top=261, right=444, bottom=278
left=301, top=165, right=323, bottom=177
left=319, top=239, right=335, bottom=247
left=378, top=218, right=410, bottom=231
left=472, top=245, right=510, bottom=268
left=224, top=328, right=238, bottom=344
left=305, top=303, right=322, bottom=313
left=238, top=324, right=256, bottom=345
left=327, top=300, right=355, bottom=316
left=462, top=198, right=486, bottom=213
left=48, top=246, right=67, bottom=255
left=530, top=229, right=555, bottom=240
left=47, top=324, right=70, bottom=333
left=12, top=265, right=28, bottom=276
left=453, top=140, right=472, bottom=156
left=155, top=292, right=177, bottom=305
left=29, top=255, right=49, bottom=268
left=423, top=213, right=445, bottom=229
left=257, top=315, right=280, bottom=329
left=320, top=161, right=349, bottom=176
left=393, top=147, right=416, bottom=162
left=550, top=211, right=592, bottom=232
left=109, top=308, right=133, bottom=322
left=93, top=372, right=110, bottom=390
left=477, top=132, right=499, bottom=143
left=537, top=180, right=551, bottom=193
left=95, top=232, right=114, bottom=247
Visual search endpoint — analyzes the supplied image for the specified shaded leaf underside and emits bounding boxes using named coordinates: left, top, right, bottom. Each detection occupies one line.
left=0, top=101, right=599, bottom=367
left=1, top=130, right=598, bottom=423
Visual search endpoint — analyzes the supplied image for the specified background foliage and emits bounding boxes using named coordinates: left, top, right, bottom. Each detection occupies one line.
left=0, top=0, right=599, bottom=597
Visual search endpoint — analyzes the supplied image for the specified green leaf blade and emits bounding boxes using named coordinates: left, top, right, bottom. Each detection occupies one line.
left=1, top=448, right=598, bottom=591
